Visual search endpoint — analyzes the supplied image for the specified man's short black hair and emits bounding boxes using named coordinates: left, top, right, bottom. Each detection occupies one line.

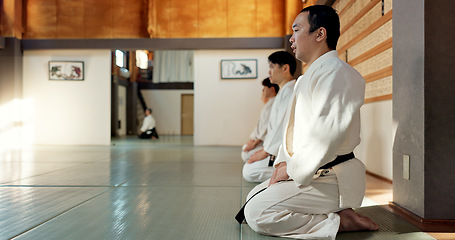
left=268, top=51, right=297, bottom=76
left=301, top=5, right=340, bottom=50
left=262, top=77, right=280, bottom=94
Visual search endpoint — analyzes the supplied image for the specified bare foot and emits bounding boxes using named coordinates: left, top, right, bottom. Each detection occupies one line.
left=338, top=208, right=379, bottom=232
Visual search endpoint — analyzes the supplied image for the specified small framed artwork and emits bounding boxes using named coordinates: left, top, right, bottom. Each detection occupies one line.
left=49, top=61, right=84, bottom=80
left=220, top=59, right=257, bottom=79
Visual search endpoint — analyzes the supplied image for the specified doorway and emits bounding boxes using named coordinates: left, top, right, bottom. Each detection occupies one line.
left=181, top=94, right=194, bottom=135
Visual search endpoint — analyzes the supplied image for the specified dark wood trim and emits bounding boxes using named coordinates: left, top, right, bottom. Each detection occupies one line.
left=111, top=76, right=119, bottom=137
left=117, top=78, right=128, bottom=87
left=366, top=170, right=392, bottom=184
left=21, top=37, right=284, bottom=50
left=138, top=82, right=193, bottom=90
left=0, top=37, right=5, bottom=49
left=127, top=82, right=138, bottom=135
left=389, top=202, right=455, bottom=232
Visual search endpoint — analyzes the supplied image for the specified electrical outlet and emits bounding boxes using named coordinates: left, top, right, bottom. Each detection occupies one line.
left=403, top=155, right=410, bottom=180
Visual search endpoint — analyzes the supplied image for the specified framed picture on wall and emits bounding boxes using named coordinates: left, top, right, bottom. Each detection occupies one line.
left=49, top=61, right=84, bottom=80
left=220, top=59, right=257, bottom=79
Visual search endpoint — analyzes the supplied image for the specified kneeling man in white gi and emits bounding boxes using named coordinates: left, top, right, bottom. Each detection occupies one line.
left=241, top=78, right=279, bottom=162
left=242, top=51, right=296, bottom=182
left=243, top=5, right=378, bottom=239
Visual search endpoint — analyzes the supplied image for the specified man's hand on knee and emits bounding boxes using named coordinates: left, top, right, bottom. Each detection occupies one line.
left=244, top=139, right=256, bottom=152
left=247, top=149, right=269, bottom=164
left=268, top=162, right=289, bottom=186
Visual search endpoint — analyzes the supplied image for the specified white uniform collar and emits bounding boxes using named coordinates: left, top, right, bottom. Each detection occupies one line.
left=306, top=50, right=338, bottom=74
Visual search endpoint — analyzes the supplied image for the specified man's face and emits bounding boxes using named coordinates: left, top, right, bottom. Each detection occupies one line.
left=268, top=62, right=285, bottom=84
left=290, top=12, right=315, bottom=62
left=262, top=86, right=275, bottom=99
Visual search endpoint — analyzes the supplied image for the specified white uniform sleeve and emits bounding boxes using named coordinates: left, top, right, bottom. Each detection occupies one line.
left=287, top=62, right=365, bottom=186
left=140, top=116, right=151, bottom=132
left=250, top=98, right=275, bottom=141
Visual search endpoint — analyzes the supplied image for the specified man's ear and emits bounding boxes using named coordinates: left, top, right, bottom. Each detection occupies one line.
left=283, top=64, right=290, bottom=73
left=316, top=27, right=327, bottom=43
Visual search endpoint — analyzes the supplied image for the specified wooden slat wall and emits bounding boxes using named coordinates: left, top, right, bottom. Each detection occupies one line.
left=198, top=0, right=228, bottom=38
left=285, top=0, right=305, bottom=35
left=26, top=0, right=148, bottom=39
left=333, top=0, right=393, bottom=103
left=26, top=0, right=57, bottom=38
left=57, top=0, right=83, bottom=38
left=84, top=0, right=113, bottom=38
left=170, top=0, right=199, bottom=38
left=24, top=0, right=289, bottom=39
left=257, top=0, right=284, bottom=37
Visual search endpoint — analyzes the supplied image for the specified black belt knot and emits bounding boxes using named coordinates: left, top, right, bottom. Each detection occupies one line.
left=268, top=155, right=276, bottom=167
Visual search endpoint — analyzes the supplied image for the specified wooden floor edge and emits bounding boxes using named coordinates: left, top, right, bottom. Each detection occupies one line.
left=366, top=170, right=392, bottom=184
left=388, top=202, right=455, bottom=232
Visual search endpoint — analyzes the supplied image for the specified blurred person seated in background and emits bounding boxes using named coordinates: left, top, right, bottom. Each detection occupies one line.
left=139, top=108, right=159, bottom=140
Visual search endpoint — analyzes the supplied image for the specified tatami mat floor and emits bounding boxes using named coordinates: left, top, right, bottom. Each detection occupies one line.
left=0, top=136, right=448, bottom=239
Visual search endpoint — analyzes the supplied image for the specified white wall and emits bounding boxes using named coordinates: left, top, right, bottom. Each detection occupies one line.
left=355, top=99, right=394, bottom=180
left=193, top=49, right=282, bottom=146
left=141, top=89, right=194, bottom=135
left=22, top=50, right=111, bottom=145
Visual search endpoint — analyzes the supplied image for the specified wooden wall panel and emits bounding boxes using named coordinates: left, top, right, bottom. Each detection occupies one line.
left=170, top=0, right=199, bottom=38
left=334, top=0, right=393, bottom=103
left=84, top=0, right=113, bottom=38
left=339, top=0, right=372, bottom=34
left=352, top=47, right=392, bottom=77
left=285, top=0, right=302, bottom=35
left=227, top=0, right=256, bottom=37
left=348, top=20, right=392, bottom=61
left=339, top=1, right=382, bottom=49
left=154, top=0, right=171, bottom=38
left=257, top=0, right=284, bottom=37
left=198, top=0, right=228, bottom=38
left=1, top=0, right=23, bottom=38
left=365, top=76, right=393, bottom=100
left=25, top=0, right=57, bottom=38
left=113, top=0, right=148, bottom=38
left=23, top=0, right=286, bottom=39
left=57, top=0, right=84, bottom=38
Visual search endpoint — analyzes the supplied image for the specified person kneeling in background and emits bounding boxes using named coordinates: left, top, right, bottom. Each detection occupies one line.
left=139, top=108, right=159, bottom=139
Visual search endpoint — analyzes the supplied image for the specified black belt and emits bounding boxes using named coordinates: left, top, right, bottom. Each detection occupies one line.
left=235, top=152, right=354, bottom=224
left=317, top=152, right=354, bottom=172
left=268, top=155, right=276, bottom=167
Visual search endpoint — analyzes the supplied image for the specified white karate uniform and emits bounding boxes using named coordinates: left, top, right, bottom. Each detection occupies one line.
left=243, top=80, right=295, bottom=182
left=244, top=51, right=366, bottom=239
left=241, top=97, right=276, bottom=162
left=140, top=114, right=156, bottom=132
